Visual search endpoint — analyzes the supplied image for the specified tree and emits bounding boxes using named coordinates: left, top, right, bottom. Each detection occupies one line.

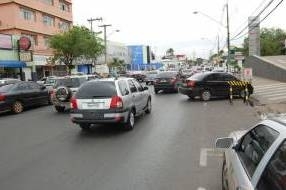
left=49, top=26, right=104, bottom=74
left=243, top=28, right=286, bottom=56
left=108, top=58, right=125, bottom=72
left=166, top=48, right=174, bottom=56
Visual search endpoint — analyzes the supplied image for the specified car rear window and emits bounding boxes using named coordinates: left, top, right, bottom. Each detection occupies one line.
left=188, top=73, right=206, bottom=81
left=0, top=84, right=14, bottom=92
left=76, top=81, right=117, bottom=98
left=54, top=78, right=87, bottom=88
left=156, top=72, right=177, bottom=78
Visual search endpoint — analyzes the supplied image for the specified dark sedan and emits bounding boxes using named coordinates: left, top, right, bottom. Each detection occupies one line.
left=154, top=71, right=182, bottom=94
left=178, top=72, right=253, bottom=101
left=0, top=81, right=50, bottom=114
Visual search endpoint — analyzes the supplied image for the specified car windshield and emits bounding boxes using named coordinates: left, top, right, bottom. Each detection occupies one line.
left=76, top=81, right=117, bottom=98
left=54, top=78, right=87, bottom=88
left=156, top=72, right=177, bottom=78
left=0, top=84, right=14, bottom=92
left=46, top=78, right=56, bottom=85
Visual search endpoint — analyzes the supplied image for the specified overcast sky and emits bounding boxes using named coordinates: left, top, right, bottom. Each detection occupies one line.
left=72, top=0, right=286, bottom=58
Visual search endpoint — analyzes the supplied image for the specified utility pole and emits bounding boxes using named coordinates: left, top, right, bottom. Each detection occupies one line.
left=87, top=17, right=102, bottom=32
left=98, top=24, right=112, bottom=66
left=226, top=2, right=230, bottom=72
left=217, top=35, right=220, bottom=55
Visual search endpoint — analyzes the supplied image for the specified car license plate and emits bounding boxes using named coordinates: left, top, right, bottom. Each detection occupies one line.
left=161, top=80, right=167, bottom=82
left=83, top=102, right=103, bottom=109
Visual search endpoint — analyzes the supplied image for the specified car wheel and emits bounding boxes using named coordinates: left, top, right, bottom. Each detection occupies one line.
left=55, top=106, right=65, bottom=113
left=79, top=124, right=91, bottom=131
left=11, top=101, right=24, bottom=114
left=154, top=89, right=159, bottom=94
left=145, top=99, right=152, bottom=114
left=188, top=95, right=195, bottom=99
left=201, top=90, right=211, bottom=101
left=124, top=111, right=135, bottom=130
left=222, top=159, right=227, bottom=190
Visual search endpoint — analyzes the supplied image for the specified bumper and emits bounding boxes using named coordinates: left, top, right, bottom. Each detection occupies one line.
left=70, top=110, right=129, bottom=124
left=154, top=84, right=177, bottom=90
left=178, top=87, right=200, bottom=97
left=0, top=101, right=11, bottom=112
left=51, top=96, right=70, bottom=108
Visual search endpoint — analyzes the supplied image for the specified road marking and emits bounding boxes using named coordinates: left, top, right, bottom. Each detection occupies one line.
left=200, top=148, right=224, bottom=167
left=198, top=187, right=206, bottom=190
left=254, top=87, right=286, bottom=94
left=254, top=83, right=286, bottom=89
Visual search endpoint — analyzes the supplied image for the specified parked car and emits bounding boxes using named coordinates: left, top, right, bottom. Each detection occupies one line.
left=50, top=76, right=89, bottom=112
left=153, top=71, right=181, bottom=94
left=0, top=81, right=50, bottom=114
left=178, top=72, right=253, bottom=101
left=145, top=71, right=159, bottom=85
left=216, top=115, right=286, bottom=190
left=70, top=77, right=152, bottom=131
left=0, top=78, right=21, bottom=87
left=127, top=72, right=146, bottom=82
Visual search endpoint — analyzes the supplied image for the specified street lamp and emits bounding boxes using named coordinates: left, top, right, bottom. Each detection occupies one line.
left=193, top=3, right=230, bottom=71
left=98, top=25, right=120, bottom=68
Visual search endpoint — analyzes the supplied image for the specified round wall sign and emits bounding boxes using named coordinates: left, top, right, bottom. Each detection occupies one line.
left=19, top=36, right=31, bottom=50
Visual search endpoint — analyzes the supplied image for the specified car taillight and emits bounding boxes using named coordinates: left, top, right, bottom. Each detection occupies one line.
left=110, top=96, right=123, bottom=108
left=187, top=80, right=196, bottom=87
left=0, top=94, right=6, bottom=101
left=70, top=97, right=78, bottom=109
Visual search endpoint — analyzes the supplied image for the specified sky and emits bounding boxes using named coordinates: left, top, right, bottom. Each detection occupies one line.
left=72, top=0, right=286, bottom=58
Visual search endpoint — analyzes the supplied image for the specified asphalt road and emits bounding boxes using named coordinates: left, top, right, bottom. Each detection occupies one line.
left=0, top=92, right=260, bottom=190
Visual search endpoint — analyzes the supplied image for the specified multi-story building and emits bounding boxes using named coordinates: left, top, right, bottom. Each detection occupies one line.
left=0, top=0, right=72, bottom=80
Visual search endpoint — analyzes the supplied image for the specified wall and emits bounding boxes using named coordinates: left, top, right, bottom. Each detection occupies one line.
left=245, top=55, right=286, bottom=82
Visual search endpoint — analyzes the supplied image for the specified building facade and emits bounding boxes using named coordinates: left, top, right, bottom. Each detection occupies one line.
left=0, top=0, right=72, bottom=80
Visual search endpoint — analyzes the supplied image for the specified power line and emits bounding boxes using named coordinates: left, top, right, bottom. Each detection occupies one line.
left=231, top=0, right=284, bottom=41
left=230, top=0, right=276, bottom=40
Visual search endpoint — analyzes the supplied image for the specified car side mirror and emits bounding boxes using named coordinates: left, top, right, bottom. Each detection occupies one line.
left=143, top=86, right=148, bottom=91
left=215, top=137, right=234, bottom=149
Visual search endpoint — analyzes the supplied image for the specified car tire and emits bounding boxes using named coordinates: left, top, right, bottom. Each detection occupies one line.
left=55, top=86, right=72, bottom=102
left=79, top=124, right=91, bottom=131
left=154, top=89, right=159, bottom=94
left=145, top=99, right=152, bottom=114
left=124, top=111, right=135, bottom=130
left=11, top=101, right=24, bottom=114
left=55, top=106, right=65, bottom=113
left=188, top=95, right=195, bottom=99
left=201, top=90, right=211, bottom=101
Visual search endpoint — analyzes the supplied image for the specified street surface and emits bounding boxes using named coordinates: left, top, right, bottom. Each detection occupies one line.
left=0, top=91, right=259, bottom=190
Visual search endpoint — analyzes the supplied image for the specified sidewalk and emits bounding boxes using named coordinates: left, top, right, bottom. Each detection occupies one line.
left=249, top=76, right=286, bottom=114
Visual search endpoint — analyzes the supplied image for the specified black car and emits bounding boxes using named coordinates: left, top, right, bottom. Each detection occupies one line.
left=153, top=71, right=182, bottom=94
left=0, top=81, right=50, bottom=114
left=178, top=72, right=253, bottom=101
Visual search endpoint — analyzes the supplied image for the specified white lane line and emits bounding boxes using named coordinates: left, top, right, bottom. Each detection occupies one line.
left=263, top=93, right=286, bottom=98
left=200, top=148, right=224, bottom=167
left=254, top=87, right=286, bottom=94
left=198, top=187, right=206, bottom=190
left=254, top=83, right=286, bottom=89
left=268, top=96, right=286, bottom=101
left=200, top=148, right=209, bottom=167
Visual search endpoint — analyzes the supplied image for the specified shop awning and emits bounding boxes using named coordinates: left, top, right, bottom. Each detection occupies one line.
left=0, top=60, right=26, bottom=68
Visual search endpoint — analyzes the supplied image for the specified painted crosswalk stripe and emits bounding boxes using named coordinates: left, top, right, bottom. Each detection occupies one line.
left=263, top=93, right=286, bottom=98
left=198, top=187, right=206, bottom=190
left=254, top=88, right=286, bottom=95
left=254, top=84, right=286, bottom=90
left=268, top=96, right=286, bottom=100
left=254, top=83, right=286, bottom=88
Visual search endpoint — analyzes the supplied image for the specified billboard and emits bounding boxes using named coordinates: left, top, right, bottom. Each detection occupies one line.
left=129, top=45, right=144, bottom=65
left=0, top=34, right=13, bottom=49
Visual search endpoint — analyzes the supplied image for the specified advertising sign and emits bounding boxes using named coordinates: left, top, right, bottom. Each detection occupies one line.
left=0, top=34, right=12, bottom=49
left=129, top=46, right=144, bottom=65
left=20, top=51, right=33, bottom=62
left=243, top=68, right=253, bottom=81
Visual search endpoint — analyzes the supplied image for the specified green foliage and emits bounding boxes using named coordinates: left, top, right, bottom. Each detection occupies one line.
left=108, top=58, right=125, bottom=72
left=49, top=26, right=104, bottom=74
left=243, top=28, right=286, bottom=56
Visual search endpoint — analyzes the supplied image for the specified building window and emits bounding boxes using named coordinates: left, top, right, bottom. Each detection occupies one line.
left=58, top=21, right=70, bottom=31
left=43, top=15, right=55, bottom=26
left=20, top=8, right=35, bottom=21
left=44, top=37, right=50, bottom=47
left=21, top=33, right=38, bottom=46
left=41, top=0, right=54, bottom=5
left=59, top=1, right=70, bottom=12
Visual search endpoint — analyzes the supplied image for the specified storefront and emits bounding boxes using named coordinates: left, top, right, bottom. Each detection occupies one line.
left=0, top=60, right=26, bottom=80
left=77, top=64, right=92, bottom=74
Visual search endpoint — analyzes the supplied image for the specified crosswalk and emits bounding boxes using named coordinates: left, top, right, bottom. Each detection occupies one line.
left=253, top=83, right=286, bottom=103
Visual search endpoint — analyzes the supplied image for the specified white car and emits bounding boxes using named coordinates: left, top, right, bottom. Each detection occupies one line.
left=216, top=115, right=286, bottom=190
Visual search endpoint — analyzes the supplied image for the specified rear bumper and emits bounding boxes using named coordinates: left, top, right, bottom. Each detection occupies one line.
left=51, top=96, right=70, bottom=108
left=154, top=84, right=177, bottom=90
left=0, top=101, right=11, bottom=112
left=70, top=109, right=129, bottom=124
left=178, top=87, right=200, bottom=97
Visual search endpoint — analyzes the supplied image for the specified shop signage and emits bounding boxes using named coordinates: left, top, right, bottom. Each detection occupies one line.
left=20, top=51, right=33, bottom=62
left=19, top=36, right=31, bottom=50
left=0, top=34, right=12, bottom=49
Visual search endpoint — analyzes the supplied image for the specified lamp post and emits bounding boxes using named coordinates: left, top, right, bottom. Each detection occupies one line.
left=193, top=3, right=230, bottom=71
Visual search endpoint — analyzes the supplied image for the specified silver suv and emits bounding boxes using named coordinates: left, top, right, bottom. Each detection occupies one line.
left=70, top=78, right=152, bottom=131
left=216, top=115, right=286, bottom=190
left=50, top=76, right=89, bottom=112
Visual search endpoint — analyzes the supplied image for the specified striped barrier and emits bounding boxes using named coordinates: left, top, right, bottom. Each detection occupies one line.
left=227, top=81, right=251, bottom=105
